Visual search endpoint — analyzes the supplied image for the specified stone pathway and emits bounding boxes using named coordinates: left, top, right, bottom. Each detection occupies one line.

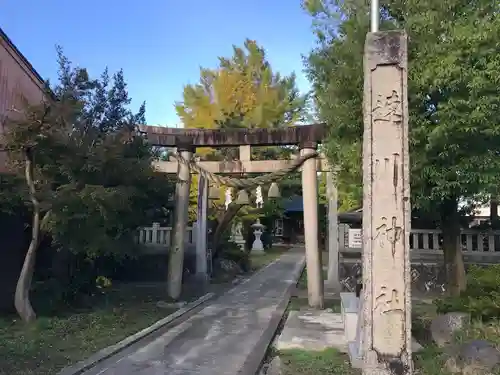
left=275, top=308, right=347, bottom=352
left=81, top=248, right=305, bottom=375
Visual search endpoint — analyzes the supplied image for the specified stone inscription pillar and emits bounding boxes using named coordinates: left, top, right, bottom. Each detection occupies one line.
left=168, top=146, right=193, bottom=300
left=361, top=31, right=412, bottom=374
left=326, top=169, right=340, bottom=291
left=301, top=143, right=324, bottom=309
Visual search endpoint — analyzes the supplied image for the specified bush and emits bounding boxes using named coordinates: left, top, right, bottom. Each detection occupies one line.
left=31, top=251, right=127, bottom=313
left=435, top=265, right=500, bottom=320
left=217, top=242, right=250, bottom=272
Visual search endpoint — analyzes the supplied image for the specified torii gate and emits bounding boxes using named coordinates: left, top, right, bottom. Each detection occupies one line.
left=136, top=124, right=341, bottom=304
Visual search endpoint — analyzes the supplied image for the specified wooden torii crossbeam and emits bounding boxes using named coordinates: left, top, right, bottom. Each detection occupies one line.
left=153, top=147, right=329, bottom=174
left=135, top=123, right=326, bottom=147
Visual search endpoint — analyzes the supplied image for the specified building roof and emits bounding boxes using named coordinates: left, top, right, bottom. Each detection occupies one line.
left=0, top=27, right=46, bottom=88
left=282, top=194, right=332, bottom=213
left=338, top=208, right=362, bottom=223
left=0, top=27, right=55, bottom=100
left=283, top=195, right=303, bottom=212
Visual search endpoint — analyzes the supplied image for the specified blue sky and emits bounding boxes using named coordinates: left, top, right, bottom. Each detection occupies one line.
left=0, top=0, right=317, bottom=126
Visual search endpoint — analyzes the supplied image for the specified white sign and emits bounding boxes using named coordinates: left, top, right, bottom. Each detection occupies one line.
left=348, top=229, right=362, bottom=248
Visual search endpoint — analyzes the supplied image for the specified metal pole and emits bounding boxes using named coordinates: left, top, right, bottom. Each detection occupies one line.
left=371, top=0, right=379, bottom=32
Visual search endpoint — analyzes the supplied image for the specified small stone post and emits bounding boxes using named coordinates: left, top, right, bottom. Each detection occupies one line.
left=168, top=146, right=193, bottom=300
left=151, top=222, right=160, bottom=245
left=362, top=31, right=411, bottom=374
left=195, top=173, right=209, bottom=282
left=326, top=169, right=340, bottom=291
left=301, top=143, right=324, bottom=309
left=338, top=223, right=348, bottom=250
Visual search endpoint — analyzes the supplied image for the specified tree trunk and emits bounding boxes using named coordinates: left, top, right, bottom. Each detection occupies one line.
left=440, top=197, right=467, bottom=296
left=14, top=150, right=50, bottom=323
left=490, top=198, right=498, bottom=228
left=212, top=203, right=245, bottom=256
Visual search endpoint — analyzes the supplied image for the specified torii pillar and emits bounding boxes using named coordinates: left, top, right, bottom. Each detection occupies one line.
left=168, top=145, right=193, bottom=300
left=361, top=31, right=412, bottom=374
left=301, top=142, right=324, bottom=309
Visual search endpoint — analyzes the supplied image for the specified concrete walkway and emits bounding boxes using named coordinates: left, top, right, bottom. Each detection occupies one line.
left=81, top=248, right=305, bottom=375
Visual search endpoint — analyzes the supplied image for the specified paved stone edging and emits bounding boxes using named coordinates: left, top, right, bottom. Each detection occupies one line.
left=57, top=292, right=215, bottom=375
left=238, top=252, right=306, bottom=375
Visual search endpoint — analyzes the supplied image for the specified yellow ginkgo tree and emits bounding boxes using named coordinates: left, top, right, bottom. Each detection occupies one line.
left=176, top=39, right=309, bottom=255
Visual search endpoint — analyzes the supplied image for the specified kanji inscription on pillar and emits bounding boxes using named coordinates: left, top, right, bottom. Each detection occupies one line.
left=362, top=30, right=411, bottom=374
left=370, top=65, right=408, bottom=356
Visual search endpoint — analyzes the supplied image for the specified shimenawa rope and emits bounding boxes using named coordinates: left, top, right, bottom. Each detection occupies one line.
left=166, top=151, right=319, bottom=189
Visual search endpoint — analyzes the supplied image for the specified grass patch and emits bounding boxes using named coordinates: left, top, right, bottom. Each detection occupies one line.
left=414, top=345, right=451, bottom=375
left=298, top=270, right=308, bottom=289
left=250, top=246, right=290, bottom=271
left=276, top=344, right=450, bottom=375
left=412, top=300, right=438, bottom=345
left=455, top=319, right=500, bottom=346
left=0, top=284, right=186, bottom=375
left=297, top=267, right=328, bottom=290
left=278, top=348, right=360, bottom=375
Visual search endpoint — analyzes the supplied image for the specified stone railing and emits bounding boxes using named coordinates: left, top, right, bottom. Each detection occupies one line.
left=339, top=225, right=500, bottom=294
left=137, top=222, right=196, bottom=248
left=341, top=225, right=500, bottom=258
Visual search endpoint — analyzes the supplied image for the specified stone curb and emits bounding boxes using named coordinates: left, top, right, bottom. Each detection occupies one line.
left=239, top=252, right=306, bottom=375
left=57, top=292, right=215, bottom=375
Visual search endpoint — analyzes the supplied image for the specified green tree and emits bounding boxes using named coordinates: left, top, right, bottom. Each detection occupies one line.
left=304, top=0, right=366, bottom=213
left=5, top=48, right=173, bottom=322
left=304, top=0, right=500, bottom=295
